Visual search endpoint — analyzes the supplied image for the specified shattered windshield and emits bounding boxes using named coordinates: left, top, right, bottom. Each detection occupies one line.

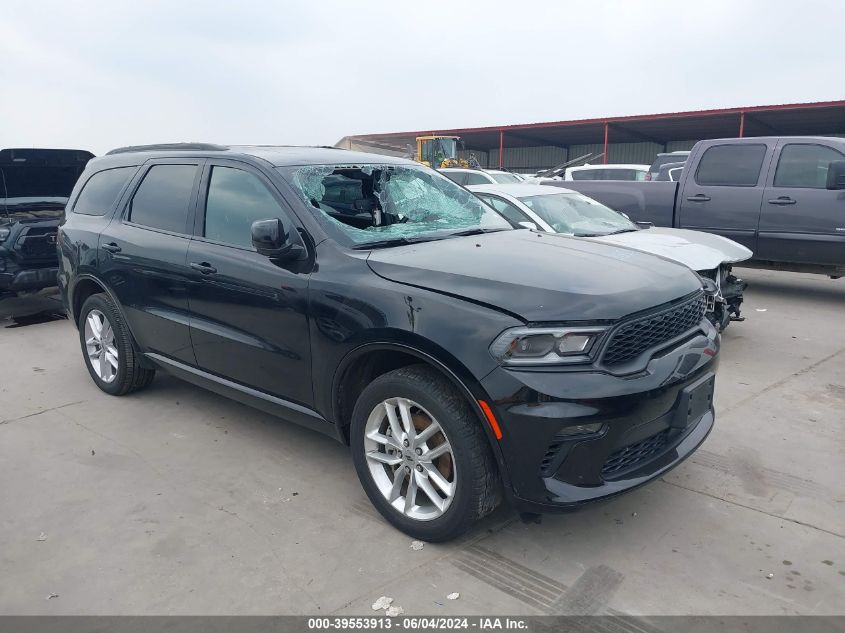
left=519, top=193, right=637, bottom=237
left=284, top=163, right=511, bottom=246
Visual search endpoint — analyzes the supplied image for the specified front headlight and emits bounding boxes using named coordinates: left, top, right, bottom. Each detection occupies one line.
left=490, top=325, right=609, bottom=366
left=0, top=227, right=10, bottom=242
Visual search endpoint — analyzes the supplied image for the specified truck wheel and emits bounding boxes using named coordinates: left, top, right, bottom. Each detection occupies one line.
left=350, top=364, right=501, bottom=541
left=79, top=293, right=155, bottom=396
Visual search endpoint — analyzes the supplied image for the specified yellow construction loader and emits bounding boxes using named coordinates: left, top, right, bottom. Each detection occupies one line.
left=415, top=135, right=478, bottom=169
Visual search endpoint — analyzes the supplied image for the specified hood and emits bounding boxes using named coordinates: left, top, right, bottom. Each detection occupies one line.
left=587, top=227, right=752, bottom=272
left=366, top=230, right=702, bottom=322
left=0, top=149, right=92, bottom=220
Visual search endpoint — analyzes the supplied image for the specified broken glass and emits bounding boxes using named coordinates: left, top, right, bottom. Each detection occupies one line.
left=287, top=163, right=510, bottom=245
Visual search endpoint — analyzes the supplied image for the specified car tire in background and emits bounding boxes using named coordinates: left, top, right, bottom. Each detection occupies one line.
left=78, top=293, right=155, bottom=396
left=350, top=364, right=501, bottom=541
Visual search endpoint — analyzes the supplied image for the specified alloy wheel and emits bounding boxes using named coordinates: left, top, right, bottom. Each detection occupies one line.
left=363, top=397, right=456, bottom=521
left=84, top=309, right=119, bottom=384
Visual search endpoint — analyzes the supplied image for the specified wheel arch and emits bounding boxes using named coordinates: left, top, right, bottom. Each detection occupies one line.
left=69, top=274, right=150, bottom=366
left=331, top=341, right=511, bottom=486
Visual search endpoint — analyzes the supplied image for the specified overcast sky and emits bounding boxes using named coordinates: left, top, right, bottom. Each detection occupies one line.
left=2, top=0, right=842, bottom=155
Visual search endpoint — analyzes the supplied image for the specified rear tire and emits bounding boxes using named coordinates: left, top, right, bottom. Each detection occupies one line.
left=79, top=293, right=155, bottom=395
left=350, top=364, right=500, bottom=541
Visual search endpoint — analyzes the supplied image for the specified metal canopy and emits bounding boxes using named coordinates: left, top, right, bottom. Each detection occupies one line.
left=347, top=101, right=845, bottom=154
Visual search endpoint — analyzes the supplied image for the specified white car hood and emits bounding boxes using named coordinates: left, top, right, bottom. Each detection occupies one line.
left=587, top=227, right=752, bottom=272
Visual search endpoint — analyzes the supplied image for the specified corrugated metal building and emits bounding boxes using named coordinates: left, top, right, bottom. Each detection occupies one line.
left=336, top=100, right=845, bottom=172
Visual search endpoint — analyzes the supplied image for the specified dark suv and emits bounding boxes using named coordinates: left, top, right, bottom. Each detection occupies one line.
left=58, top=144, right=719, bottom=541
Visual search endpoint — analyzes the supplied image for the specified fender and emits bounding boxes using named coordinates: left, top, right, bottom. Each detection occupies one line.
left=331, top=339, right=515, bottom=495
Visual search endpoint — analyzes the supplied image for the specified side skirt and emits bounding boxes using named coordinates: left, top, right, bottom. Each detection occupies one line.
left=145, top=353, right=342, bottom=442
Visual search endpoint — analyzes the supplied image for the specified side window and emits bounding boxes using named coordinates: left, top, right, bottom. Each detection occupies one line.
left=204, top=166, right=286, bottom=249
left=441, top=171, right=466, bottom=185
left=773, top=144, right=845, bottom=189
left=464, top=172, right=491, bottom=185
left=570, top=170, right=596, bottom=180
left=73, top=167, right=137, bottom=216
left=604, top=169, right=637, bottom=180
left=695, top=144, right=767, bottom=187
left=129, top=165, right=197, bottom=233
left=480, top=195, right=528, bottom=226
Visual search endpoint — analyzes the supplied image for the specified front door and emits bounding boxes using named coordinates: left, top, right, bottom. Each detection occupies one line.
left=758, top=141, right=845, bottom=267
left=186, top=160, right=313, bottom=407
left=677, top=141, right=775, bottom=252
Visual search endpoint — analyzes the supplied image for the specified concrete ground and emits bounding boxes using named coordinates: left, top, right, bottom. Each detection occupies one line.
left=0, top=269, right=843, bottom=616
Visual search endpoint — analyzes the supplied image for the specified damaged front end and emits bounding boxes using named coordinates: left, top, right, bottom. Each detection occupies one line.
left=698, top=265, right=747, bottom=331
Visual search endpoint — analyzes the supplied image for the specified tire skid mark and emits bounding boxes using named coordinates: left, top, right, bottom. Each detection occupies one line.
left=690, top=449, right=834, bottom=498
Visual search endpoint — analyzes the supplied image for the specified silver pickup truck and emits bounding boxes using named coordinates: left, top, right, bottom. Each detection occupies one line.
left=546, top=136, right=845, bottom=278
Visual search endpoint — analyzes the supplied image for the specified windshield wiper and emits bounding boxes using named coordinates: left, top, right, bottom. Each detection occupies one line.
left=575, top=228, right=637, bottom=237
left=351, top=236, right=444, bottom=250
left=446, top=228, right=510, bottom=237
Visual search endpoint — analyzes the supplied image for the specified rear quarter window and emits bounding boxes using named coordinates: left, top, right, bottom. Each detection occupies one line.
left=463, top=172, right=491, bottom=185
left=440, top=171, right=466, bottom=185
left=72, top=167, right=137, bottom=216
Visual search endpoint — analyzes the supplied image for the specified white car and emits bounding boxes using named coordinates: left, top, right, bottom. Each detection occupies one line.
left=468, top=183, right=752, bottom=330
left=439, top=168, right=523, bottom=186
left=562, top=164, right=650, bottom=181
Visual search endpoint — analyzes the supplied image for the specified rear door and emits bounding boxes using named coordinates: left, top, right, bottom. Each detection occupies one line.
left=100, top=159, right=202, bottom=364
left=758, top=141, right=845, bottom=267
left=186, top=160, right=313, bottom=406
left=677, top=141, right=776, bottom=252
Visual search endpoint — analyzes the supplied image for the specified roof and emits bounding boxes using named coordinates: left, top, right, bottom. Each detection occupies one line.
left=93, top=145, right=415, bottom=169
left=567, top=164, right=649, bottom=170
left=345, top=100, right=845, bottom=151
left=440, top=167, right=509, bottom=174
left=467, top=183, right=576, bottom=197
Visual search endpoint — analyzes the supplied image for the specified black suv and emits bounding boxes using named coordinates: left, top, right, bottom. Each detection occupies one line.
left=1, top=148, right=93, bottom=299
left=59, top=144, right=719, bottom=541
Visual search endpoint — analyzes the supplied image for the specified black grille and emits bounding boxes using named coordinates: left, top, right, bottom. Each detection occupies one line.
left=16, top=227, right=59, bottom=260
left=539, top=438, right=568, bottom=477
left=602, top=293, right=706, bottom=368
left=602, top=429, right=670, bottom=477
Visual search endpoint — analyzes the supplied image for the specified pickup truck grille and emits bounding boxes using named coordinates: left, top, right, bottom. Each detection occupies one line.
left=602, top=292, right=706, bottom=368
left=15, top=227, right=59, bottom=261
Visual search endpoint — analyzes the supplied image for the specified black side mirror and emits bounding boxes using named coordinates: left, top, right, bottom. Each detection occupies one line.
left=826, top=161, right=845, bottom=190
left=251, top=218, right=306, bottom=261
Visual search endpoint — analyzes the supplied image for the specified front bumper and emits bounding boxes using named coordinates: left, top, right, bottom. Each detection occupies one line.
left=481, top=321, right=719, bottom=513
left=0, top=265, right=60, bottom=293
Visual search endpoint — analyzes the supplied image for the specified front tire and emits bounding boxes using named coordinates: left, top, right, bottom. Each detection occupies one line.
left=79, top=293, right=155, bottom=395
left=350, top=365, right=501, bottom=541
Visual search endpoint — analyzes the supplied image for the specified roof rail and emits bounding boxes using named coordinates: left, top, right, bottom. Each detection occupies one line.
left=105, top=143, right=229, bottom=156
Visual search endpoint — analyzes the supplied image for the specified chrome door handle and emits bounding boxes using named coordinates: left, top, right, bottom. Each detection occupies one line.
left=768, top=197, right=796, bottom=205
left=686, top=194, right=711, bottom=202
left=102, top=243, right=121, bottom=253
